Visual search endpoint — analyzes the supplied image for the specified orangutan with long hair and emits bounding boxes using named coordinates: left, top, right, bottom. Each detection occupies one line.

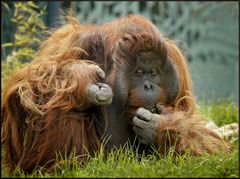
left=2, top=14, right=238, bottom=173
left=1, top=47, right=113, bottom=172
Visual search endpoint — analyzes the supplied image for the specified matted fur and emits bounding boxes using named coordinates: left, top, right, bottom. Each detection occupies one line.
left=157, top=40, right=232, bottom=155
left=2, top=40, right=106, bottom=172
left=2, top=14, right=233, bottom=173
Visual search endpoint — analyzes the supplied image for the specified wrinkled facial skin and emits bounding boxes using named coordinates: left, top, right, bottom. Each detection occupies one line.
left=127, top=50, right=179, bottom=109
left=129, top=53, right=162, bottom=108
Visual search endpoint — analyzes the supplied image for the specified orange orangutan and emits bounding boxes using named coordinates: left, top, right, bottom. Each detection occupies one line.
left=2, top=15, right=237, bottom=173
left=1, top=50, right=113, bottom=172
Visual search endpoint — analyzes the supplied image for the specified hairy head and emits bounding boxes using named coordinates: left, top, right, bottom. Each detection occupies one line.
left=104, top=18, right=179, bottom=113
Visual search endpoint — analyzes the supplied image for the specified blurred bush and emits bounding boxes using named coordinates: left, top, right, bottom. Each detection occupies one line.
left=1, top=2, right=47, bottom=99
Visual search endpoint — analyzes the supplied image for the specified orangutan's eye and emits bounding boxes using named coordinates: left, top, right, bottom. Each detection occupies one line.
left=136, top=68, right=143, bottom=77
left=151, top=69, right=157, bottom=76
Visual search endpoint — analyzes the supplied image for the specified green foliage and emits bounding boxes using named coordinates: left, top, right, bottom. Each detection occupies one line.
left=1, top=2, right=46, bottom=98
left=1, top=101, right=239, bottom=178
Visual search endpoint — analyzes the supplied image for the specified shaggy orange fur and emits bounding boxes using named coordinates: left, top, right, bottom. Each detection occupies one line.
left=156, top=40, right=232, bottom=155
left=1, top=14, right=234, bottom=173
left=2, top=50, right=108, bottom=172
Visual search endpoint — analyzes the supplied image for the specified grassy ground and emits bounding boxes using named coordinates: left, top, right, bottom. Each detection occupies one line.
left=1, top=100, right=239, bottom=178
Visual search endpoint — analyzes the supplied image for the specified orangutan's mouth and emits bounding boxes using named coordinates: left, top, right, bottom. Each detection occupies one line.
left=144, top=104, right=163, bottom=114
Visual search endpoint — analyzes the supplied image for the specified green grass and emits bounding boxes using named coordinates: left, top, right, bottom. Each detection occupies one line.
left=197, top=99, right=238, bottom=126
left=1, top=100, right=239, bottom=178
